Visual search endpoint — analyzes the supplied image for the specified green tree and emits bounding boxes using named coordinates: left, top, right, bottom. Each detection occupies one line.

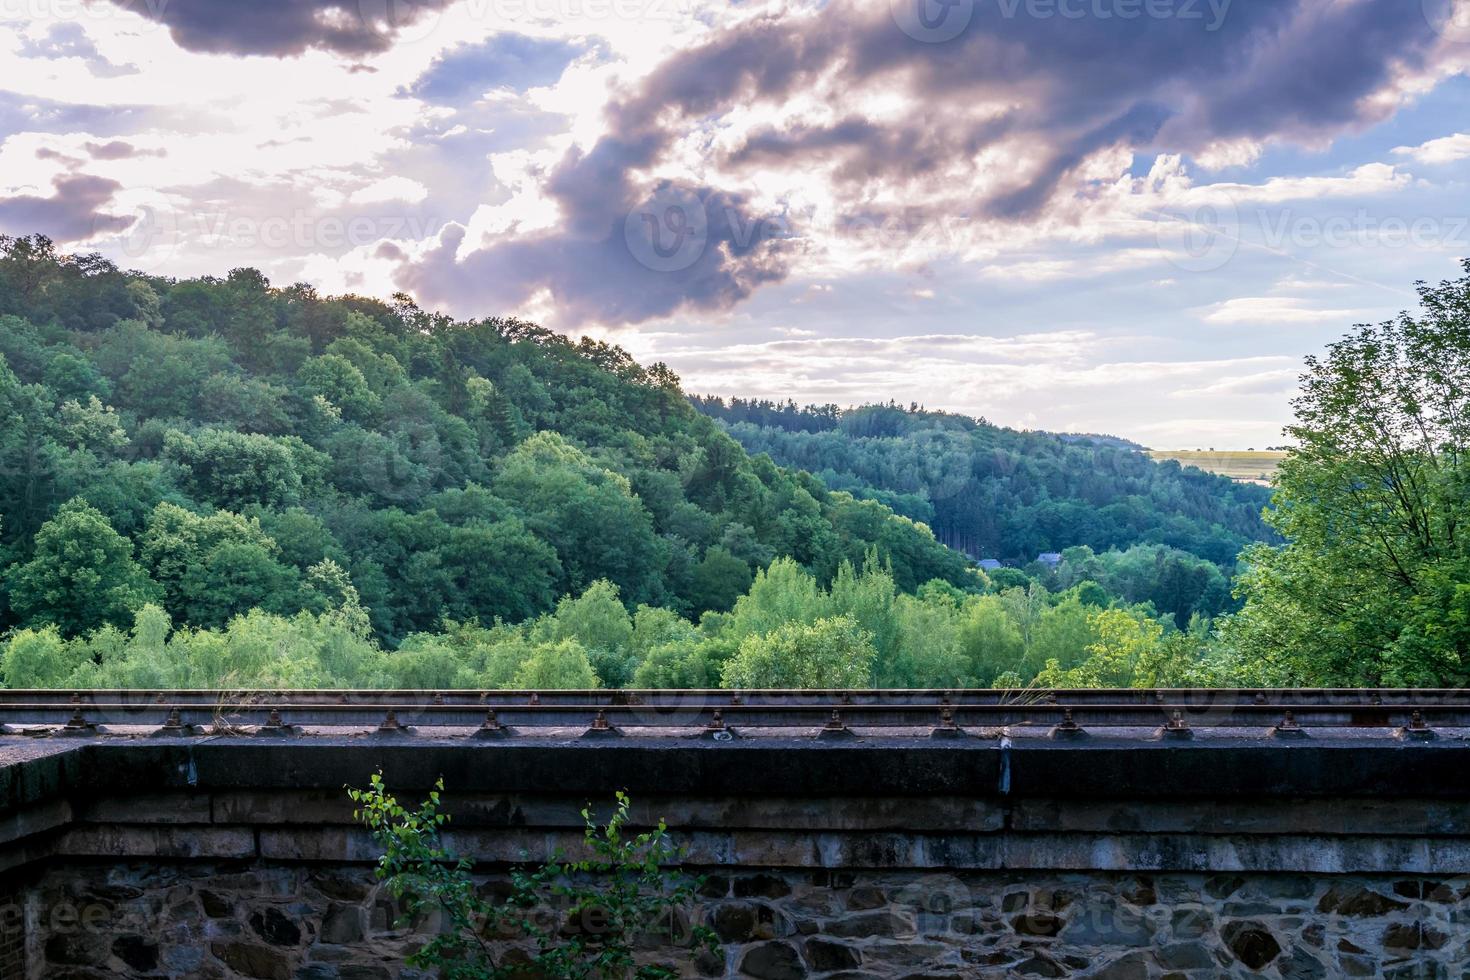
left=4, top=498, right=160, bottom=635
left=687, top=546, right=752, bottom=613
left=140, top=503, right=301, bottom=627
left=721, top=615, right=876, bottom=689
left=1, top=625, right=83, bottom=687
left=534, top=581, right=635, bottom=687
left=1225, top=263, right=1470, bottom=685
left=1037, top=608, right=1163, bottom=688
left=956, top=595, right=1025, bottom=686
left=494, top=433, right=666, bottom=604
left=163, top=428, right=313, bottom=512
left=512, top=639, right=600, bottom=689
left=56, top=396, right=128, bottom=456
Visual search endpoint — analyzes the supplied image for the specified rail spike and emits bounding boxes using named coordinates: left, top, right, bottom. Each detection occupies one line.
left=1273, top=710, right=1306, bottom=739
left=375, top=709, right=412, bottom=737
left=818, top=708, right=857, bottom=741
left=150, top=707, right=189, bottom=739
left=56, top=706, right=97, bottom=738
left=1398, top=709, right=1436, bottom=741
left=471, top=708, right=511, bottom=740
left=1160, top=709, right=1193, bottom=740
left=1051, top=707, right=1087, bottom=741
left=932, top=706, right=964, bottom=740
left=698, top=708, right=738, bottom=742
left=256, top=707, right=295, bottom=737
left=581, top=708, right=623, bottom=740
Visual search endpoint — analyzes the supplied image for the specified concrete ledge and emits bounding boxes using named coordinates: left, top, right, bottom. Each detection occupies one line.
left=1010, top=798, right=1470, bottom=835
left=0, top=735, right=1464, bottom=879
left=63, top=736, right=1470, bottom=801
left=37, top=823, right=1470, bottom=874
left=76, top=792, right=212, bottom=825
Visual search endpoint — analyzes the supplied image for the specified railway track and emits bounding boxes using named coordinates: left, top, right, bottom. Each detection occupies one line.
left=0, top=689, right=1464, bottom=738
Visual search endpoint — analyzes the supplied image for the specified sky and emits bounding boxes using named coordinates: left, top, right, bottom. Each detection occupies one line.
left=3, top=0, right=1470, bottom=448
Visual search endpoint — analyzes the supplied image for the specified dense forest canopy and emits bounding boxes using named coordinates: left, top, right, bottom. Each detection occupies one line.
left=4, top=234, right=1466, bottom=690
left=0, top=234, right=1257, bottom=690
left=690, top=396, right=1275, bottom=567
left=0, top=234, right=975, bottom=645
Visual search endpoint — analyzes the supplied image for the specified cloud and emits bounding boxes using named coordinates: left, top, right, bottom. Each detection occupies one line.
left=100, top=0, right=448, bottom=57
left=1201, top=296, right=1361, bottom=326
left=1182, top=368, right=1301, bottom=397
left=393, top=0, right=1455, bottom=325
left=405, top=33, right=592, bottom=103
left=18, top=22, right=139, bottom=77
left=349, top=176, right=429, bottom=204
left=84, top=140, right=165, bottom=160
left=1394, top=132, right=1470, bottom=164
left=0, top=174, right=133, bottom=242
left=396, top=181, right=794, bottom=324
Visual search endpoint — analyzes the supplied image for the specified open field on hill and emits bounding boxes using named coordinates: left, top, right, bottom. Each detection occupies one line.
left=1148, top=450, right=1288, bottom=486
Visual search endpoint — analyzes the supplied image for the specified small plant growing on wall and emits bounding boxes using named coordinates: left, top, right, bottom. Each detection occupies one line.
left=349, top=773, right=719, bottom=979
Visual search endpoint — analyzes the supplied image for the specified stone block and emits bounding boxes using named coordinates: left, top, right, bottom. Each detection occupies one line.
left=212, top=790, right=356, bottom=826
left=77, top=793, right=211, bottom=825
left=57, top=826, right=255, bottom=859
left=738, top=941, right=805, bottom=979
left=210, top=940, right=291, bottom=980
left=0, top=797, right=71, bottom=846
left=257, top=828, right=379, bottom=862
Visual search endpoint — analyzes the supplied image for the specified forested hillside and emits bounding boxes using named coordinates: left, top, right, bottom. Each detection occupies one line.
left=0, top=235, right=971, bottom=650
left=0, top=235, right=1253, bottom=691
left=691, top=397, right=1274, bottom=567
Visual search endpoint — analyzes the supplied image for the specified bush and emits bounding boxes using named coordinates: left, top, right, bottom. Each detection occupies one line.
left=349, top=778, right=718, bottom=979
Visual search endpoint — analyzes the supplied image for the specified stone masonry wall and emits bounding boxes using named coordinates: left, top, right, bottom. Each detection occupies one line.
left=23, top=860, right=1470, bottom=980
left=3, top=736, right=1470, bottom=979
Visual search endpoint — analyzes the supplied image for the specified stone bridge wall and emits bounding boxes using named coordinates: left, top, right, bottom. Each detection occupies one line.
left=0, top=735, right=1463, bottom=979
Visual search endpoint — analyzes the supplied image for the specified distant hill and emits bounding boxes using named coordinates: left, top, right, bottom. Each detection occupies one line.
left=691, top=397, right=1275, bottom=567
left=1147, top=450, right=1287, bottom=487
left=1056, top=432, right=1147, bottom=451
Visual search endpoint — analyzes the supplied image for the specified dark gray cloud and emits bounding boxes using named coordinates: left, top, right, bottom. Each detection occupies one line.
left=0, top=175, right=134, bottom=242
left=633, top=0, right=1439, bottom=216
left=399, top=0, right=1453, bottom=324
left=399, top=181, right=793, bottom=324
left=405, top=33, right=594, bottom=103
left=102, top=0, right=447, bottom=57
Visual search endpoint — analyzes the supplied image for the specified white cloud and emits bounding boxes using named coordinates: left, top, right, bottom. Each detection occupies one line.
left=349, top=176, right=429, bottom=205
left=1394, top=133, right=1470, bottom=164
left=1182, top=368, right=1301, bottom=397
left=1201, top=297, right=1361, bottom=326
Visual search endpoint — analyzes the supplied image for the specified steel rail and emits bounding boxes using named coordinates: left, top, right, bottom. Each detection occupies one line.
left=1, top=689, right=1465, bottom=735
left=1, top=688, right=1468, bottom=706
